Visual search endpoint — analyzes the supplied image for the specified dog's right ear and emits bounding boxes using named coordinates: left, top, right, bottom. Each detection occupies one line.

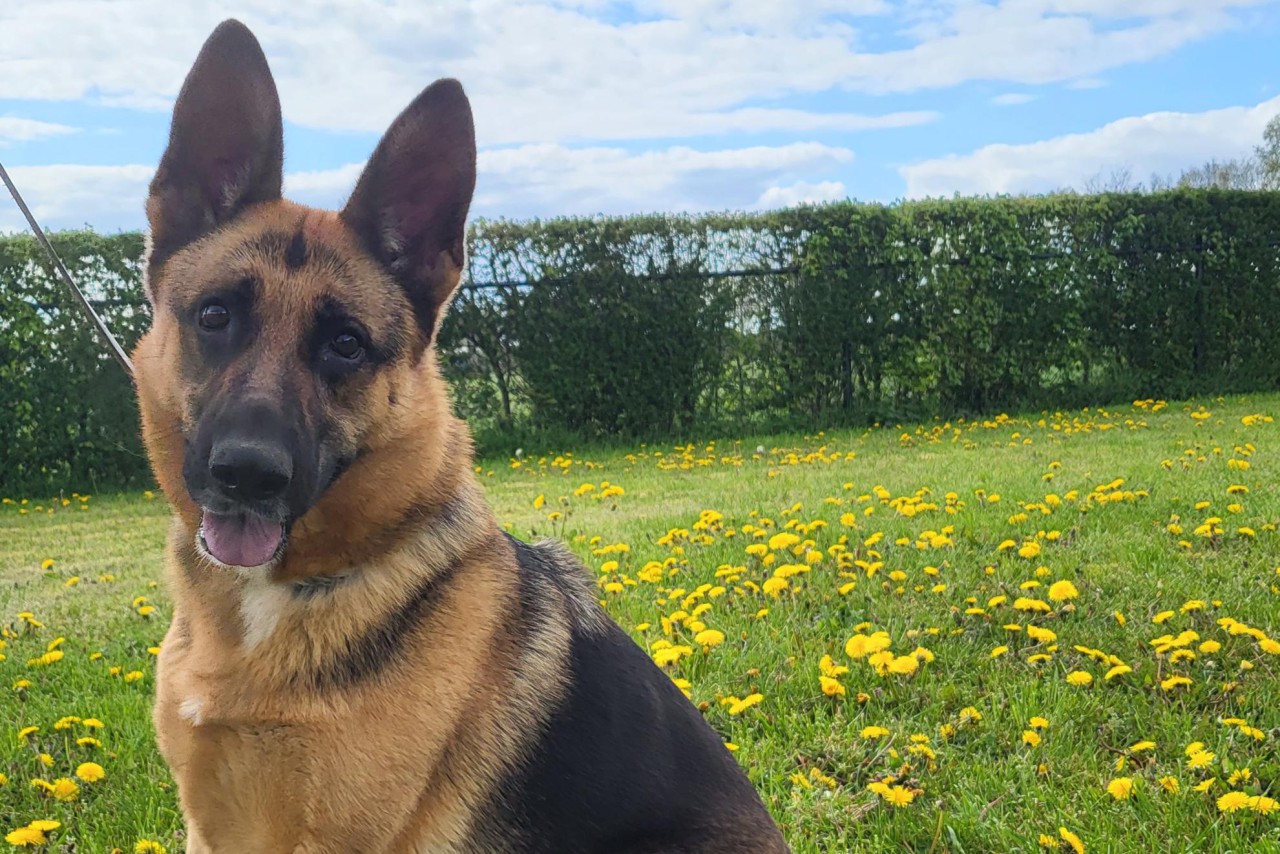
left=145, top=19, right=283, bottom=291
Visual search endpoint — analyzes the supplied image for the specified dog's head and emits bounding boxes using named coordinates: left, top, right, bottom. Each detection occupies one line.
left=134, top=20, right=475, bottom=570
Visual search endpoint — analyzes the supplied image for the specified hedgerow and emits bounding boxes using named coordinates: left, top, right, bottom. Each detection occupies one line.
left=4, top=190, right=1279, bottom=492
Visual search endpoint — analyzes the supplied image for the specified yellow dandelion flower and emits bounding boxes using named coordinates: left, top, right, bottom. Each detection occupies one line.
left=694, top=629, right=724, bottom=649
left=1251, top=796, right=1279, bottom=815
left=6, top=826, right=49, bottom=847
left=1107, top=777, right=1134, bottom=800
left=761, top=577, right=789, bottom=597
left=1027, top=626, right=1057, bottom=644
left=727, top=693, right=763, bottom=716
left=1187, top=750, right=1216, bottom=770
left=868, top=781, right=915, bottom=806
left=37, top=778, right=80, bottom=802
left=845, top=631, right=891, bottom=659
left=887, top=655, right=919, bottom=675
left=75, top=762, right=105, bottom=783
left=819, top=676, right=845, bottom=697
left=1048, top=580, right=1078, bottom=601
left=767, top=532, right=799, bottom=552
left=1217, top=791, right=1250, bottom=813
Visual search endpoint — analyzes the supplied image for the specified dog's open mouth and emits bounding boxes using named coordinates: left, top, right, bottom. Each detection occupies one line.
left=198, top=510, right=286, bottom=568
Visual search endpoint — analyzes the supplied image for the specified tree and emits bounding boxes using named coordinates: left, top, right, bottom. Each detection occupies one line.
left=1257, top=114, right=1280, bottom=190
left=1176, top=157, right=1262, bottom=190
left=1081, top=167, right=1138, bottom=194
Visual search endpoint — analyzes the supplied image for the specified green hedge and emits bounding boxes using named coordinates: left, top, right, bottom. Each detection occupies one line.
left=4, top=190, right=1280, bottom=494
left=0, top=232, right=150, bottom=495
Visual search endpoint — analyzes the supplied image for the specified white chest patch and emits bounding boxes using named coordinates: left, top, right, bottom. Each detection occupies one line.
left=239, top=577, right=292, bottom=651
left=178, top=696, right=205, bottom=726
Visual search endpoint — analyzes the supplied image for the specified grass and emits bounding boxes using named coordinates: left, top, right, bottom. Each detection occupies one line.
left=3, top=394, right=1280, bottom=852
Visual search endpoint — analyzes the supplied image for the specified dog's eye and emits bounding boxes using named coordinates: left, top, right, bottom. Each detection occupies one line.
left=199, top=303, right=230, bottom=331
left=331, top=332, right=364, bottom=361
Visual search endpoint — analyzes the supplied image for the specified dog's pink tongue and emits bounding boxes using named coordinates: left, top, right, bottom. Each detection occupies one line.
left=201, top=511, right=284, bottom=567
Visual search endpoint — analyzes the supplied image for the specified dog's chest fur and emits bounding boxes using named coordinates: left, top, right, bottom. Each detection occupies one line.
left=152, top=534, right=570, bottom=854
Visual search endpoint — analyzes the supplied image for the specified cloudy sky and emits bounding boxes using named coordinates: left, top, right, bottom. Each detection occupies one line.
left=2, top=0, right=1279, bottom=232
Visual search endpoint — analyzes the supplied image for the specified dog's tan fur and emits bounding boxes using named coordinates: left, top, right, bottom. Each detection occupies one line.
left=136, top=20, right=787, bottom=854
left=137, top=199, right=599, bottom=852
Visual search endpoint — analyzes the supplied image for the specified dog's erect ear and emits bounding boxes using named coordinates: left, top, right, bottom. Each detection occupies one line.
left=145, top=19, right=283, bottom=283
left=341, top=79, right=477, bottom=341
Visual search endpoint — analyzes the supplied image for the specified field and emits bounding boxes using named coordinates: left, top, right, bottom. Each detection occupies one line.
left=3, top=395, right=1280, bottom=853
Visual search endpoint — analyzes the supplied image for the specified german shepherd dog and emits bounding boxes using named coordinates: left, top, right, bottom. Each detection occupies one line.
left=133, top=20, right=789, bottom=854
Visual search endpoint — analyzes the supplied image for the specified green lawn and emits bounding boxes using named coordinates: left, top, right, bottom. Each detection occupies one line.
left=3, top=395, right=1280, bottom=852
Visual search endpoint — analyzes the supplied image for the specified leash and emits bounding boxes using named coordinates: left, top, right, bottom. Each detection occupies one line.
left=0, top=159, right=135, bottom=379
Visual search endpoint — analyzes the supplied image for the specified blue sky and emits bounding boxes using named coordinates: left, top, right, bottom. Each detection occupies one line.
left=2, top=0, right=1280, bottom=233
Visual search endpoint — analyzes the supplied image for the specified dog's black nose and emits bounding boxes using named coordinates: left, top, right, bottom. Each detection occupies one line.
left=209, top=440, right=293, bottom=501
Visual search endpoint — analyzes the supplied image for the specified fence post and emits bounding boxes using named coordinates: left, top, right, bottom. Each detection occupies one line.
left=1193, top=236, right=1207, bottom=378
left=841, top=339, right=853, bottom=410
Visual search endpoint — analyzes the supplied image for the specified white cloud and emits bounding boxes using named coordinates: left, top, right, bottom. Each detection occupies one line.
left=0, top=164, right=153, bottom=233
left=0, top=117, right=78, bottom=145
left=634, top=0, right=889, bottom=32
left=288, top=141, right=857, bottom=216
left=283, top=163, right=365, bottom=204
left=0, top=0, right=1267, bottom=145
left=1, top=140, right=853, bottom=232
left=292, top=141, right=859, bottom=216
left=864, top=3, right=1244, bottom=93
left=474, top=141, right=854, bottom=216
left=901, top=94, right=1280, bottom=198
left=992, top=93, right=1036, bottom=106
left=754, top=180, right=847, bottom=209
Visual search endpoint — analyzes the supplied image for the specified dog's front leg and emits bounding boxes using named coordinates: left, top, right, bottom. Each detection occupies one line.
left=183, top=825, right=213, bottom=854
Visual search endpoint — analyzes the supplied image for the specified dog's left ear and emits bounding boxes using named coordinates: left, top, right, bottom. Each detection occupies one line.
left=342, top=79, right=477, bottom=342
